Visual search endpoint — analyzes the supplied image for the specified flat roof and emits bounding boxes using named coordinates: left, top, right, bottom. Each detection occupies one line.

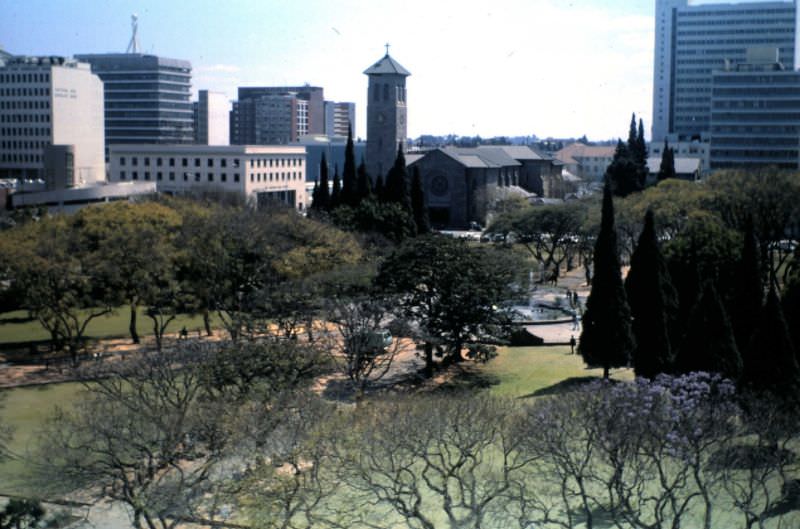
left=109, top=145, right=306, bottom=155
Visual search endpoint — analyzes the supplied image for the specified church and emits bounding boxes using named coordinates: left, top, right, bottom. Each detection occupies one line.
left=363, top=49, right=563, bottom=230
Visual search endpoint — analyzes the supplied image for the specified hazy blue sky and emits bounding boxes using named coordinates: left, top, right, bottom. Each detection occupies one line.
left=0, top=1, right=723, bottom=140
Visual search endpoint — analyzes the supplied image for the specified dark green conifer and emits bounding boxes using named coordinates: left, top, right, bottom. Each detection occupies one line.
left=676, top=282, right=742, bottom=379
left=331, top=164, right=341, bottom=209
left=310, top=179, right=320, bottom=210
left=318, top=153, right=330, bottom=210
left=743, top=287, right=800, bottom=397
left=374, top=173, right=385, bottom=202
left=730, top=221, right=764, bottom=353
left=356, top=157, right=372, bottom=201
left=606, top=140, right=641, bottom=197
left=410, top=165, right=430, bottom=235
left=625, top=210, right=678, bottom=378
left=342, top=124, right=357, bottom=206
left=579, top=183, right=635, bottom=379
left=657, top=140, right=676, bottom=181
left=386, top=144, right=412, bottom=212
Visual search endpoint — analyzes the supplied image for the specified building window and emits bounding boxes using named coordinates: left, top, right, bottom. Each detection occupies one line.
left=250, top=174, right=254, bottom=182
left=233, top=159, right=240, bottom=168
left=221, top=173, right=227, bottom=182
left=383, top=83, right=389, bottom=101
left=132, top=157, right=138, bottom=166
left=169, top=172, right=175, bottom=181
left=169, top=158, right=175, bottom=167
left=157, top=158, right=163, bottom=167
left=221, top=159, right=227, bottom=168
left=195, top=172, right=201, bottom=181
left=194, top=158, right=200, bottom=167
left=144, top=157, right=150, bottom=166
left=120, top=157, right=126, bottom=166
left=157, top=172, right=163, bottom=181
left=144, top=172, right=151, bottom=181
left=120, top=171, right=126, bottom=180
left=183, top=172, right=189, bottom=181
left=132, top=171, right=139, bottom=180
left=208, top=158, right=214, bottom=167
left=234, top=173, right=240, bottom=182
left=182, top=158, right=188, bottom=167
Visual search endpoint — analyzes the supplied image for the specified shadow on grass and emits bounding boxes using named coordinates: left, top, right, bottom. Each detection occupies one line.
left=518, top=375, right=601, bottom=399
left=426, top=365, right=501, bottom=395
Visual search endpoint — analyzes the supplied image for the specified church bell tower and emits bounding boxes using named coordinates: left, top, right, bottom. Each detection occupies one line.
left=364, top=46, right=410, bottom=181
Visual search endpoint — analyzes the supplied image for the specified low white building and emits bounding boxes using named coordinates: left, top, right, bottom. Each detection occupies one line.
left=108, top=144, right=308, bottom=210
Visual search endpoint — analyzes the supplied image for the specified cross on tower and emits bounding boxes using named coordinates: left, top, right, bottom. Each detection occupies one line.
left=384, top=43, right=390, bottom=56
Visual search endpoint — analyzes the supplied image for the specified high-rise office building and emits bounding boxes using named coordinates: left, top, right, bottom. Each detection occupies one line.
left=710, top=47, right=800, bottom=169
left=364, top=50, right=410, bottom=180
left=324, top=101, right=355, bottom=137
left=75, top=53, right=194, bottom=146
left=194, top=90, right=230, bottom=146
left=0, top=55, right=105, bottom=185
left=652, top=0, right=798, bottom=142
left=230, top=86, right=323, bottom=145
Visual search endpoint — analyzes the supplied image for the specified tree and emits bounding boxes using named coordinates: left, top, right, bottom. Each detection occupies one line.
left=331, top=164, right=341, bottom=209
left=0, top=499, right=45, bottom=529
left=376, top=235, right=521, bottom=375
left=657, top=140, right=676, bottom=181
left=579, top=183, right=634, bottom=379
left=675, top=282, right=742, bottom=379
left=342, top=125, right=357, bottom=207
left=317, top=153, right=330, bottom=210
left=374, top=173, right=385, bottom=202
left=625, top=210, right=678, bottom=378
left=742, top=287, right=800, bottom=397
left=356, top=157, right=372, bottom=202
left=605, top=140, right=642, bottom=198
left=410, top=165, right=430, bottom=235
left=384, top=144, right=411, bottom=212
left=730, top=220, right=764, bottom=353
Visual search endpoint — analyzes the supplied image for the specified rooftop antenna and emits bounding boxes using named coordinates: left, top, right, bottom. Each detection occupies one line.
left=126, top=14, right=140, bottom=54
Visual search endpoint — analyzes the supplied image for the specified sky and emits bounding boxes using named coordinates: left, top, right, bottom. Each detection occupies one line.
left=0, top=0, right=745, bottom=141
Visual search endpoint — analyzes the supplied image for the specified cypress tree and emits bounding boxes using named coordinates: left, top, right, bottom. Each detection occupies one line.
left=387, top=143, right=412, bottom=212
left=657, top=140, right=676, bottom=181
left=606, top=139, right=641, bottom=197
left=318, top=153, right=330, bottom=210
left=410, top=165, right=430, bottom=235
left=310, top=179, right=320, bottom=210
left=331, top=164, right=341, bottom=209
left=730, top=221, right=764, bottom=353
left=676, top=282, right=742, bottom=379
left=782, top=276, right=800, bottom=356
left=625, top=210, right=678, bottom=378
left=374, top=173, right=385, bottom=202
left=637, top=118, right=646, bottom=163
left=579, top=183, right=635, bottom=379
left=743, top=287, right=800, bottom=397
left=627, top=113, right=638, bottom=154
left=356, top=157, right=372, bottom=202
left=342, top=124, right=357, bottom=206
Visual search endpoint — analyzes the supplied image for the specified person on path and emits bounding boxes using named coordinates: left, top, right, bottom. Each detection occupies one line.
left=569, top=335, right=577, bottom=354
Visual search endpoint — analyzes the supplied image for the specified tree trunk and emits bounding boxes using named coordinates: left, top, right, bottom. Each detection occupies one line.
left=603, top=365, right=610, bottom=379
left=203, top=309, right=212, bottom=336
left=129, top=303, right=140, bottom=344
left=423, top=342, right=434, bottom=378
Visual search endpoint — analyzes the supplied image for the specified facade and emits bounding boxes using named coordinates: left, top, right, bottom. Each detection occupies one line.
left=646, top=156, right=701, bottom=181
left=649, top=139, right=710, bottom=173
left=324, top=101, right=355, bottom=137
left=407, top=145, right=560, bottom=229
left=107, top=144, right=308, bottom=209
left=364, top=51, right=410, bottom=180
left=553, top=143, right=616, bottom=181
left=652, top=0, right=797, bottom=142
left=75, top=53, right=194, bottom=146
left=10, top=180, right=156, bottom=213
left=194, top=90, right=229, bottom=146
left=0, top=55, right=105, bottom=184
left=231, top=86, right=324, bottom=145
left=710, top=48, right=800, bottom=169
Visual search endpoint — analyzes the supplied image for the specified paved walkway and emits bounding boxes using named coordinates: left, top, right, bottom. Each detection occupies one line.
left=519, top=267, right=591, bottom=345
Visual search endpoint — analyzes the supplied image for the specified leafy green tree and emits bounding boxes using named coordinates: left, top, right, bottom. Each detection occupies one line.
left=0, top=499, right=45, bottom=529
left=742, top=287, right=800, bottom=397
left=74, top=201, right=182, bottom=344
left=579, top=183, right=634, bottom=379
left=330, top=198, right=416, bottom=243
left=625, top=210, right=678, bottom=378
left=410, top=165, right=430, bottom=235
left=657, top=140, right=676, bottom=181
left=342, top=125, right=357, bottom=207
left=730, top=220, right=764, bottom=353
left=675, top=282, right=742, bottom=379
left=377, top=235, right=521, bottom=375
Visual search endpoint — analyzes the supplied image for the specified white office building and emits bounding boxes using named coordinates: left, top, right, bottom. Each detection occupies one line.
left=652, top=0, right=798, bottom=143
left=0, top=55, right=105, bottom=185
left=195, top=90, right=230, bottom=146
left=108, top=144, right=308, bottom=209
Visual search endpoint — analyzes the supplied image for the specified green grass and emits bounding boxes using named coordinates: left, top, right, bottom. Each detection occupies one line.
left=0, top=308, right=218, bottom=345
left=482, top=345, right=634, bottom=398
left=0, top=382, right=84, bottom=496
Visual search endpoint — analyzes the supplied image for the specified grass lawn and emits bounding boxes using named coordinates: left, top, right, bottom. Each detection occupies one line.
left=0, top=308, right=218, bottom=345
left=482, top=345, right=634, bottom=398
left=0, top=382, right=84, bottom=496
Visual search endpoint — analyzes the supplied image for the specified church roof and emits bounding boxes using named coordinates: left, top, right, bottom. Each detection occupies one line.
left=363, top=53, right=411, bottom=76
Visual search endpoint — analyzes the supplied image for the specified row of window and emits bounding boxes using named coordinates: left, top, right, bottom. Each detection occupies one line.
left=0, top=72, right=50, bottom=84
left=1, top=114, right=51, bottom=124
left=372, top=83, right=406, bottom=103
left=120, top=171, right=241, bottom=183
left=1, top=140, right=47, bottom=150
left=0, top=127, right=50, bottom=137
left=0, top=152, right=41, bottom=163
left=0, top=87, right=50, bottom=97
left=0, top=100, right=51, bottom=110
left=250, top=172, right=302, bottom=183
left=120, top=156, right=242, bottom=168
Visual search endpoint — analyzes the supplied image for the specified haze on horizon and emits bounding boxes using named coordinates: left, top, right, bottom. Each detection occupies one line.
left=0, top=0, right=786, bottom=141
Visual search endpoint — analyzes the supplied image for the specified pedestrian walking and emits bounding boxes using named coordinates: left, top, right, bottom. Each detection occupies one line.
left=571, top=311, right=580, bottom=331
left=569, top=335, right=577, bottom=354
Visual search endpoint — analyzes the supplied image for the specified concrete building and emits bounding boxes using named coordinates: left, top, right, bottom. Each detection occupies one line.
left=10, top=180, right=156, bottom=213
left=324, top=101, right=355, bottom=137
left=296, top=134, right=366, bottom=183
left=710, top=47, right=800, bottom=169
left=0, top=55, right=105, bottom=185
left=364, top=50, right=410, bottom=180
left=646, top=156, right=701, bottom=181
left=194, top=90, right=230, bottom=146
left=649, top=139, right=710, bottom=173
left=652, top=0, right=797, bottom=143
left=108, top=144, right=308, bottom=209
left=75, top=53, right=194, bottom=146
left=231, top=86, right=324, bottom=145
left=553, top=143, right=616, bottom=181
